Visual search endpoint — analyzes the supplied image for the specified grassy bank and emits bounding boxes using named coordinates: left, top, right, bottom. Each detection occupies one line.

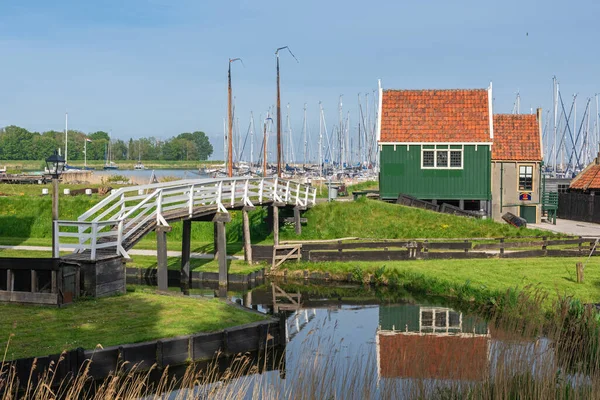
left=315, top=180, right=379, bottom=198
left=127, top=255, right=264, bottom=275
left=280, top=256, right=600, bottom=306
left=0, top=291, right=265, bottom=360
left=280, top=197, right=555, bottom=240
left=0, top=189, right=558, bottom=253
left=0, top=193, right=270, bottom=252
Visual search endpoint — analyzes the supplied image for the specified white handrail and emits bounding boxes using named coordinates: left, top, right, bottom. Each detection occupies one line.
left=57, top=177, right=316, bottom=260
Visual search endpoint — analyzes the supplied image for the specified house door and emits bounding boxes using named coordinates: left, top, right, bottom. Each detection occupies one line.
left=520, top=206, right=537, bottom=224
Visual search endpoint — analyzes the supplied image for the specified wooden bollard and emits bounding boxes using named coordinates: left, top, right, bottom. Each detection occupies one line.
left=576, top=262, right=584, bottom=283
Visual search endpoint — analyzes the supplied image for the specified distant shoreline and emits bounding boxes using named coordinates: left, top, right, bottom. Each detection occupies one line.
left=0, top=160, right=224, bottom=172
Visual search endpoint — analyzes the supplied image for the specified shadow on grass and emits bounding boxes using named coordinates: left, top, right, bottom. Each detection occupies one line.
left=0, top=216, right=35, bottom=247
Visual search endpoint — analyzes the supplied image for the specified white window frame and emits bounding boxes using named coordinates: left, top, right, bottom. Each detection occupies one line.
left=419, top=307, right=463, bottom=333
left=518, top=164, right=534, bottom=193
left=420, top=145, right=464, bottom=170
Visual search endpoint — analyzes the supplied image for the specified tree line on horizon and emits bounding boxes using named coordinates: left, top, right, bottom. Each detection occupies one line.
left=0, top=126, right=214, bottom=162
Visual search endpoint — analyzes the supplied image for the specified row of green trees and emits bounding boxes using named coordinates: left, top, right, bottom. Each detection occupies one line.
left=0, top=126, right=214, bottom=161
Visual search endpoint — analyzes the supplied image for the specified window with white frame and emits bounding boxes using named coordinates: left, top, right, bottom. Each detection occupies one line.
left=421, top=145, right=463, bottom=169
left=419, top=307, right=462, bottom=332
left=519, top=165, right=534, bottom=192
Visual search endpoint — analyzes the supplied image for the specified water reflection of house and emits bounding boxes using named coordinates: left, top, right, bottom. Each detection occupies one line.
left=377, top=304, right=490, bottom=381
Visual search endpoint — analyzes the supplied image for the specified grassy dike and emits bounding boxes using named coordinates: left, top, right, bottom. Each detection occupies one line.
left=0, top=291, right=266, bottom=360
left=278, top=257, right=600, bottom=307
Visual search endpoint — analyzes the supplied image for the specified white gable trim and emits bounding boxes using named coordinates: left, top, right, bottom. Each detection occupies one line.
left=379, top=142, right=492, bottom=146
left=488, top=82, right=494, bottom=139
left=377, top=79, right=383, bottom=143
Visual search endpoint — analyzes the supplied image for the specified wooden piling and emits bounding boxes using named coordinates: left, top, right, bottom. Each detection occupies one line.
left=30, top=270, right=37, bottom=293
left=273, top=205, right=280, bottom=246
left=51, top=270, right=57, bottom=294
left=213, top=213, right=231, bottom=293
left=294, top=206, right=302, bottom=235
left=181, top=220, right=192, bottom=294
left=242, top=206, right=255, bottom=264
left=576, top=262, right=584, bottom=283
left=6, top=269, right=13, bottom=292
left=156, top=225, right=172, bottom=292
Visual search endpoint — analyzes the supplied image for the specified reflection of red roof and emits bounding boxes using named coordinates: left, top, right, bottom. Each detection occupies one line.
left=380, top=89, right=491, bottom=143
left=378, top=333, right=489, bottom=380
left=570, top=162, right=600, bottom=191
left=492, top=114, right=541, bottom=161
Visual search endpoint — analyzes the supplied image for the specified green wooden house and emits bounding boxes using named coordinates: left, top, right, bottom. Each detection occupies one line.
left=377, top=85, right=494, bottom=213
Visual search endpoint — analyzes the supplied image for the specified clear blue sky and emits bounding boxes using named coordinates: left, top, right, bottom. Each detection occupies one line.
left=1, top=0, right=599, bottom=159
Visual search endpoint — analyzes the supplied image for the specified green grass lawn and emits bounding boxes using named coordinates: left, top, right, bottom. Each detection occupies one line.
left=0, top=291, right=265, bottom=360
left=280, top=197, right=557, bottom=241
left=127, top=255, right=265, bottom=275
left=282, top=256, right=600, bottom=306
left=315, top=180, right=379, bottom=198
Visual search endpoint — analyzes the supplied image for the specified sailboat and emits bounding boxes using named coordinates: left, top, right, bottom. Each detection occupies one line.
left=63, top=112, right=78, bottom=171
left=103, top=133, right=119, bottom=170
left=134, top=141, right=145, bottom=170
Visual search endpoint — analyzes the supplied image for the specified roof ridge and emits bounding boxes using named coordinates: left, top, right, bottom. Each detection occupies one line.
left=384, top=88, right=487, bottom=92
left=583, top=164, right=600, bottom=192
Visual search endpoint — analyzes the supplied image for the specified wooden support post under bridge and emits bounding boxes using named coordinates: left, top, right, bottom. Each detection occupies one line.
left=213, top=213, right=231, bottom=294
left=293, top=206, right=303, bottom=235
left=273, top=203, right=283, bottom=246
left=156, top=225, right=172, bottom=292
left=243, top=206, right=255, bottom=264
left=181, top=219, right=192, bottom=294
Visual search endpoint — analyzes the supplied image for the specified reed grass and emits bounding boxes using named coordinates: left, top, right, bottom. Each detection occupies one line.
left=4, top=290, right=600, bottom=399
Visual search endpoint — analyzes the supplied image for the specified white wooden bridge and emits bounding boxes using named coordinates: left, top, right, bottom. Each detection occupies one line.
left=56, top=177, right=317, bottom=262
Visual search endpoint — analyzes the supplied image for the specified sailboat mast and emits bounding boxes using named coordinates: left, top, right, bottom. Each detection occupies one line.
left=223, top=118, right=227, bottom=168
left=338, top=95, right=343, bottom=169
left=65, top=112, right=68, bottom=165
left=596, top=94, right=599, bottom=152
left=274, top=46, right=298, bottom=177
left=263, top=115, right=269, bottom=176
left=302, top=103, right=307, bottom=165
left=228, top=61, right=233, bottom=177
left=276, top=53, right=282, bottom=177
left=318, top=102, right=323, bottom=178
left=552, top=77, right=558, bottom=174
left=250, top=112, right=255, bottom=167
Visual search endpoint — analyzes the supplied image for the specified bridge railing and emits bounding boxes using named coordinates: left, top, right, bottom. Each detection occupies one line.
left=54, top=177, right=316, bottom=259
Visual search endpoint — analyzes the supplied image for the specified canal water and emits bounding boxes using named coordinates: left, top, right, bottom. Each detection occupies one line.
left=94, top=169, right=206, bottom=183
left=135, top=281, right=566, bottom=399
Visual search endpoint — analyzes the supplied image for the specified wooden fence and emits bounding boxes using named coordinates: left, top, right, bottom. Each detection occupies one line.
left=0, top=258, right=63, bottom=305
left=558, top=192, right=600, bottom=223
left=7, top=318, right=284, bottom=388
left=252, top=236, right=598, bottom=264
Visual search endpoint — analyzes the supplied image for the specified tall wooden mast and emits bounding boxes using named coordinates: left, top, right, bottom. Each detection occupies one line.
left=275, top=46, right=298, bottom=177
left=228, top=58, right=242, bottom=177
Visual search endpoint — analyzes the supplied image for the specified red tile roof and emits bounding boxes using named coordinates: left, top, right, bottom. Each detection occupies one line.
left=380, top=89, right=491, bottom=143
left=377, top=333, right=490, bottom=380
left=570, top=162, right=600, bottom=191
left=492, top=114, right=541, bottom=161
